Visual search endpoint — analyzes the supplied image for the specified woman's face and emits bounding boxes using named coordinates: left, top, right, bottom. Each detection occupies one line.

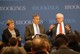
left=8, top=23, right=15, bottom=30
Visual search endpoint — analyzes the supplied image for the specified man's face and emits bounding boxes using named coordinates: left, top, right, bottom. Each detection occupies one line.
left=56, top=15, right=64, bottom=24
left=33, top=16, right=40, bottom=24
left=8, top=23, right=15, bottom=30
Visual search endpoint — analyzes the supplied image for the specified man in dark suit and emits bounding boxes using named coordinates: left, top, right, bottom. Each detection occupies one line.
left=47, top=13, right=72, bottom=39
left=24, top=14, right=46, bottom=41
left=46, top=13, right=72, bottom=47
left=2, top=19, right=21, bottom=46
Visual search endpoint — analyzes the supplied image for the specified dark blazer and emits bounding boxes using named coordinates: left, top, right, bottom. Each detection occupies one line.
left=2, top=28, right=20, bottom=44
left=47, top=23, right=72, bottom=38
left=24, top=24, right=46, bottom=41
left=50, top=47, right=80, bottom=54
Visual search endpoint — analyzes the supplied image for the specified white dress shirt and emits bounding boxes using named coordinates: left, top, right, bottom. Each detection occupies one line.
left=56, top=22, right=65, bottom=35
left=33, top=23, right=40, bottom=35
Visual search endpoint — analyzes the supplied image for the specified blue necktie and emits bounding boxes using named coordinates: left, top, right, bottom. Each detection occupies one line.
left=36, top=25, right=40, bottom=34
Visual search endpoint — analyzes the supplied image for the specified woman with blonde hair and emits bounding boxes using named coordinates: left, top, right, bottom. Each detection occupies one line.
left=2, top=19, right=21, bottom=46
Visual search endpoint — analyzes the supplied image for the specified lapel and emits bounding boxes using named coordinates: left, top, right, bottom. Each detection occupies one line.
left=7, top=28, right=12, bottom=37
left=31, top=24, right=34, bottom=35
left=14, top=28, right=18, bottom=37
left=54, top=24, right=58, bottom=33
left=7, top=28, right=17, bottom=37
left=64, top=24, right=68, bottom=33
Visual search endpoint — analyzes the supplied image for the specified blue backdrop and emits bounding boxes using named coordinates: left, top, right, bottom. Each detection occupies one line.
left=0, top=0, right=80, bottom=44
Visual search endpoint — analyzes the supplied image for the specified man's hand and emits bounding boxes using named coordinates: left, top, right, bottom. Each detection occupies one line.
left=65, top=25, right=70, bottom=31
left=49, top=24, right=55, bottom=31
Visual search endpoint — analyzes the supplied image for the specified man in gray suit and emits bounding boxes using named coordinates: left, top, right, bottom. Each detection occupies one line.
left=24, top=14, right=46, bottom=41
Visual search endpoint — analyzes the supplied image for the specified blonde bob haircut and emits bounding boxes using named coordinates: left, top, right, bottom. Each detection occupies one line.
left=6, top=19, right=14, bottom=26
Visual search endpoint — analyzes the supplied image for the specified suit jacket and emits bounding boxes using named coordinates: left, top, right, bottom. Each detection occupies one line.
left=2, top=28, right=20, bottom=44
left=24, top=24, right=46, bottom=41
left=47, top=23, right=72, bottom=38
left=50, top=47, right=80, bottom=54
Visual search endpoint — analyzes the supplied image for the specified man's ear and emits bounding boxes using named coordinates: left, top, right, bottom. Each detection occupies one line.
left=16, top=41, right=18, bottom=46
left=66, top=43, right=68, bottom=46
left=31, top=48, right=35, bottom=54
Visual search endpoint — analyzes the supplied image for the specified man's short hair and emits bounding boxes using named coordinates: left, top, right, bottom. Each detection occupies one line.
left=9, top=37, right=18, bottom=46
left=1, top=47, right=27, bottom=54
left=55, top=34, right=68, bottom=43
left=32, top=14, right=39, bottom=19
left=24, top=40, right=32, bottom=52
left=0, top=41, right=4, bottom=50
left=53, top=34, right=68, bottom=49
left=32, top=37, right=45, bottom=51
left=56, top=13, right=64, bottom=18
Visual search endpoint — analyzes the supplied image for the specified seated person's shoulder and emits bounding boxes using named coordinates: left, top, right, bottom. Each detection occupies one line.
left=26, top=24, right=33, bottom=27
